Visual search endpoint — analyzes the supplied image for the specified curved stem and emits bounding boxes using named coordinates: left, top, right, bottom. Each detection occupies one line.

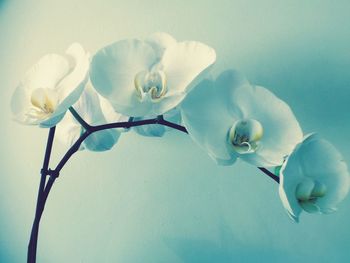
left=31, top=114, right=279, bottom=262
left=156, top=116, right=188, bottom=133
left=50, top=115, right=278, bottom=185
left=55, top=130, right=92, bottom=172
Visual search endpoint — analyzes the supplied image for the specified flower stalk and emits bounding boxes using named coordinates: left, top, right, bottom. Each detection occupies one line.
left=27, top=109, right=279, bottom=263
left=27, top=127, right=56, bottom=263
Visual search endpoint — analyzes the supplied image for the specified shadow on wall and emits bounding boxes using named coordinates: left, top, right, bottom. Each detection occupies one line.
left=163, top=220, right=303, bottom=263
left=248, top=43, right=350, bottom=129
left=0, top=0, right=7, bottom=11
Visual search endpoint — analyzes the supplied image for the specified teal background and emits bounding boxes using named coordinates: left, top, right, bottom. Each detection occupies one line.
left=1, top=0, right=350, bottom=262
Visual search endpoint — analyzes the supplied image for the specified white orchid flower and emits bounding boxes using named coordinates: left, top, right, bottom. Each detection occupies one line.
left=180, top=69, right=303, bottom=167
left=133, top=108, right=182, bottom=137
left=90, top=32, right=216, bottom=117
left=56, top=83, right=123, bottom=152
left=279, top=133, right=350, bottom=222
left=11, top=43, right=90, bottom=128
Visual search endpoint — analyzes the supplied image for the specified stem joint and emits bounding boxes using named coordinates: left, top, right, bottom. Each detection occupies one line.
left=47, top=169, right=59, bottom=179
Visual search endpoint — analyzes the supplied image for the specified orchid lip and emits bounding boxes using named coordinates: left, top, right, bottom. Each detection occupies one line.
left=26, top=88, right=59, bottom=121
left=228, top=119, right=263, bottom=154
left=296, top=180, right=327, bottom=213
left=134, top=69, right=167, bottom=102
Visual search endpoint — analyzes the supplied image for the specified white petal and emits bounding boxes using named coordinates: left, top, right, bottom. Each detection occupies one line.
left=98, top=95, right=125, bottom=124
left=294, top=134, right=350, bottom=210
left=163, top=108, right=183, bottom=130
left=38, top=112, right=66, bottom=128
left=69, top=85, right=121, bottom=152
left=20, top=54, right=70, bottom=91
left=279, top=134, right=350, bottom=221
left=76, top=85, right=103, bottom=124
left=180, top=78, right=238, bottom=165
left=145, top=32, right=177, bottom=59
left=11, top=84, right=33, bottom=124
left=213, top=69, right=250, bottom=117
left=133, top=108, right=182, bottom=137
left=278, top=186, right=302, bottom=222
left=58, top=43, right=90, bottom=98
left=11, top=54, right=70, bottom=125
left=151, top=92, right=187, bottom=116
left=97, top=93, right=130, bottom=132
left=295, top=178, right=315, bottom=201
left=133, top=118, right=166, bottom=137
left=90, top=39, right=158, bottom=117
left=41, top=43, right=90, bottom=128
left=209, top=153, right=237, bottom=166
left=278, top=136, right=308, bottom=221
left=300, top=202, right=320, bottom=213
left=85, top=87, right=122, bottom=151
left=235, top=85, right=303, bottom=167
left=56, top=111, right=85, bottom=151
left=84, top=130, right=120, bottom=152
left=161, top=41, right=216, bottom=96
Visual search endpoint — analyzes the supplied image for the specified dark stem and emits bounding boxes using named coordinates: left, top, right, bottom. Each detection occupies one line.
left=258, top=167, right=280, bottom=183
left=27, top=127, right=56, bottom=263
left=69, top=107, right=91, bottom=130
left=37, top=176, right=56, bottom=220
left=30, top=110, right=279, bottom=262
left=53, top=115, right=189, bottom=178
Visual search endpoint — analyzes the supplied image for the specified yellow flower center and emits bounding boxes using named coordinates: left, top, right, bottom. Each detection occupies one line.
left=134, top=70, right=167, bottom=101
left=228, top=119, right=263, bottom=154
left=27, top=88, right=59, bottom=121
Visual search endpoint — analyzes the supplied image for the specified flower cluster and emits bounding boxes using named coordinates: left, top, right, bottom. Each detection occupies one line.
left=11, top=32, right=349, bottom=222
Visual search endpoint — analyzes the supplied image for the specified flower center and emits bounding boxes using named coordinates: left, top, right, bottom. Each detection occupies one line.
left=296, top=180, right=327, bottom=213
left=134, top=70, right=167, bottom=101
left=228, top=119, right=263, bottom=154
left=27, top=88, right=59, bottom=121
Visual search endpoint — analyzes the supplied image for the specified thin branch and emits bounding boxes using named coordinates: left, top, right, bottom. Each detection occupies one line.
left=55, top=130, right=92, bottom=173
left=157, top=116, right=188, bottom=133
left=89, top=118, right=159, bottom=132
left=28, top=127, right=56, bottom=263
left=258, top=167, right=280, bottom=183
left=30, top=115, right=280, bottom=262
left=37, top=176, right=56, bottom=220
left=69, top=107, right=91, bottom=130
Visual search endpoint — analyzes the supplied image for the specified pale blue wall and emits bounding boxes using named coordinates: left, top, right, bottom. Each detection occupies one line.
left=1, top=0, right=350, bottom=262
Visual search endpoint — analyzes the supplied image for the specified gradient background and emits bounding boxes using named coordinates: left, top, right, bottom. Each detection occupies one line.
left=1, top=0, right=350, bottom=262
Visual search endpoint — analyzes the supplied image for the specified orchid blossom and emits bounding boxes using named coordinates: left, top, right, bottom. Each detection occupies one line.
left=9, top=34, right=349, bottom=263
left=180, top=69, right=303, bottom=167
left=279, top=134, right=350, bottom=222
left=90, top=32, right=216, bottom=117
left=11, top=43, right=90, bottom=128
left=56, top=82, right=124, bottom=151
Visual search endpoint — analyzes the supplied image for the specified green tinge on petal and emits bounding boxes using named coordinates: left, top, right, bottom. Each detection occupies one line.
left=295, top=179, right=315, bottom=201
left=300, top=201, right=320, bottom=214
